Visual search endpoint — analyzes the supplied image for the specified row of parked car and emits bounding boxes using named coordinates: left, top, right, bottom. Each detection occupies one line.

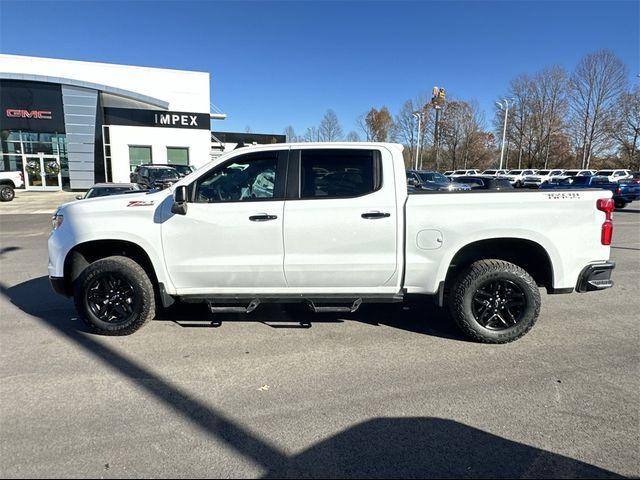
left=410, top=168, right=640, bottom=208
left=77, top=164, right=196, bottom=199
left=443, top=168, right=636, bottom=187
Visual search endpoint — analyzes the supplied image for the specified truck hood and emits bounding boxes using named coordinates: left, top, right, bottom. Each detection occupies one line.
left=56, top=189, right=172, bottom=216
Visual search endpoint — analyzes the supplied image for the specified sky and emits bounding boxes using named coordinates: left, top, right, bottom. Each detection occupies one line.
left=0, top=0, right=638, bottom=137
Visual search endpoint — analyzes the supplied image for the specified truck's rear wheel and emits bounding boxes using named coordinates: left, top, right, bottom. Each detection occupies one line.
left=449, top=259, right=541, bottom=343
left=74, top=256, right=155, bottom=335
left=0, top=185, right=15, bottom=202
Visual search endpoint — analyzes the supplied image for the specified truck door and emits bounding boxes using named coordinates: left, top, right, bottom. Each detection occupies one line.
left=283, top=148, right=399, bottom=292
left=161, top=150, right=289, bottom=292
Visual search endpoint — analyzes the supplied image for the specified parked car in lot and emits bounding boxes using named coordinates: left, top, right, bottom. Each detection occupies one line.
left=49, top=142, right=616, bottom=344
left=479, top=169, right=508, bottom=177
left=593, top=169, right=632, bottom=183
left=540, top=176, right=640, bottom=208
left=498, top=169, right=538, bottom=187
left=134, top=166, right=181, bottom=190
left=621, top=172, right=640, bottom=184
left=406, top=170, right=471, bottom=191
left=0, top=171, right=25, bottom=202
left=76, top=183, right=144, bottom=200
left=449, top=169, right=481, bottom=178
left=454, top=176, right=514, bottom=191
left=131, top=163, right=195, bottom=183
left=522, top=169, right=566, bottom=188
left=549, top=169, right=596, bottom=183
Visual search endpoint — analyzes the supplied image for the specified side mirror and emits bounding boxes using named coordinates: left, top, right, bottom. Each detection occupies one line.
left=75, top=195, right=84, bottom=200
left=171, top=185, right=188, bottom=215
left=407, top=178, right=418, bottom=186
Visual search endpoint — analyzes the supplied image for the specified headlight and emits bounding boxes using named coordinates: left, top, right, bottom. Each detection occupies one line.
left=51, top=211, right=64, bottom=230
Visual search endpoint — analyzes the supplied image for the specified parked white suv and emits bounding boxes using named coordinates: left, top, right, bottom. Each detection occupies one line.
left=593, top=170, right=632, bottom=183
left=522, top=169, right=565, bottom=188
left=449, top=169, right=481, bottom=178
left=499, top=169, right=538, bottom=187
left=479, top=169, right=508, bottom=177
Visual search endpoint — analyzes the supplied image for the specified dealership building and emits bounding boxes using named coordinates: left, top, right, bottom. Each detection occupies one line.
left=0, top=54, right=258, bottom=190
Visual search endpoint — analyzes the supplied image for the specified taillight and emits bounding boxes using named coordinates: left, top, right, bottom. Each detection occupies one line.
left=597, top=198, right=614, bottom=245
left=615, top=187, right=621, bottom=194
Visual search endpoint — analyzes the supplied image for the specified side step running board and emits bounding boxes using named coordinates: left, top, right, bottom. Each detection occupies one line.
left=307, top=298, right=362, bottom=313
left=208, top=299, right=260, bottom=314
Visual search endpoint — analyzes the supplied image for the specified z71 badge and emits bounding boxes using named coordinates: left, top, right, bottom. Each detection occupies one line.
left=127, top=200, right=155, bottom=207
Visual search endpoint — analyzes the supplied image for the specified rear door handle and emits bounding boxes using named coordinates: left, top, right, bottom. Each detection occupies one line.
left=249, top=213, right=278, bottom=222
left=361, top=211, right=391, bottom=219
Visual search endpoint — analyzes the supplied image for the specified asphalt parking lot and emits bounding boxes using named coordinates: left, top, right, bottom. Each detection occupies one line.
left=0, top=196, right=638, bottom=478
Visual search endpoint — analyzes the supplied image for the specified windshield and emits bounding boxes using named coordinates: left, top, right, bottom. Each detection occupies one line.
left=564, top=170, right=579, bottom=176
left=483, top=170, right=496, bottom=174
left=596, top=171, right=613, bottom=176
left=418, top=172, right=447, bottom=183
left=537, top=170, right=550, bottom=175
left=507, top=170, right=523, bottom=174
left=151, top=169, right=179, bottom=180
left=453, top=170, right=467, bottom=175
left=560, top=176, right=590, bottom=185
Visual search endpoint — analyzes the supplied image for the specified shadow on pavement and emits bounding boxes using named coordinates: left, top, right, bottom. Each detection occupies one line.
left=0, top=276, right=624, bottom=479
left=0, top=246, right=21, bottom=258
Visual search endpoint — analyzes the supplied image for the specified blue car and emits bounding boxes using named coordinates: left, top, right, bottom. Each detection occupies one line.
left=540, top=176, right=640, bottom=208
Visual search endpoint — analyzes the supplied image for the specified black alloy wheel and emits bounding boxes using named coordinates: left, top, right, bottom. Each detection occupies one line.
left=471, top=279, right=526, bottom=330
left=86, top=273, right=137, bottom=325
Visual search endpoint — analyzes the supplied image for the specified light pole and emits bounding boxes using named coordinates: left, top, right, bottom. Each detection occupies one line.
left=496, top=99, right=510, bottom=171
left=413, top=111, right=422, bottom=170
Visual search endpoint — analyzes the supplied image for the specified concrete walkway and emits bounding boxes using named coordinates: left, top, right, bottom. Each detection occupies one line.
left=0, top=190, right=83, bottom=215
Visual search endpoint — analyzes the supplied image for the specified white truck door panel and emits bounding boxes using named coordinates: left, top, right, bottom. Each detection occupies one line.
left=162, top=201, right=286, bottom=290
left=283, top=148, right=398, bottom=289
left=161, top=150, right=288, bottom=292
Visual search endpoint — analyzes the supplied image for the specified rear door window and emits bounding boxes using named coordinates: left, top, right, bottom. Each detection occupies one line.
left=299, top=149, right=380, bottom=199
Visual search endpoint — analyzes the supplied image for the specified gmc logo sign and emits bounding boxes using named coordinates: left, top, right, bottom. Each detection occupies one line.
left=5, top=109, right=52, bottom=120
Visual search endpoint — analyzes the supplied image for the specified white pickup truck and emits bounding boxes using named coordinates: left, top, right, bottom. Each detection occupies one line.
left=0, top=171, right=24, bottom=202
left=48, top=143, right=616, bottom=343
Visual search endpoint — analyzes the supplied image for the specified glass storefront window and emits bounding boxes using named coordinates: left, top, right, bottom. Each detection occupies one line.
left=167, top=147, right=189, bottom=165
left=129, top=145, right=152, bottom=172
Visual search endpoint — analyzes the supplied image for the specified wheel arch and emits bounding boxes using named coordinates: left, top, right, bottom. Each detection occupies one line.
left=63, top=240, right=159, bottom=298
left=444, top=238, right=554, bottom=292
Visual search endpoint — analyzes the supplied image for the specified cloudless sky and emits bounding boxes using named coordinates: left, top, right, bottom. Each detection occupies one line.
left=1, top=0, right=638, bottom=136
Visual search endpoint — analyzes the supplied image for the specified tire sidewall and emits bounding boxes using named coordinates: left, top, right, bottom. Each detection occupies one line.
left=74, top=257, right=154, bottom=335
left=452, top=261, right=541, bottom=343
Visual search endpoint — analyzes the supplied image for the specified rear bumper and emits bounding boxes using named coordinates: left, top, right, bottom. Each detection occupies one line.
left=576, top=261, right=615, bottom=293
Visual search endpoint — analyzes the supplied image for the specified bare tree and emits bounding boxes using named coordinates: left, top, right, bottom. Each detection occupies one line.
left=303, top=126, right=320, bottom=142
left=319, top=109, right=343, bottom=142
left=569, top=49, right=628, bottom=169
left=610, top=85, right=640, bottom=169
left=283, top=125, right=298, bottom=143
left=345, top=131, right=361, bottom=142
left=394, top=98, right=432, bottom=168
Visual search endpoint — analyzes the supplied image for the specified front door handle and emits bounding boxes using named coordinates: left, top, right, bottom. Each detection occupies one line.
left=249, top=213, right=278, bottom=222
left=361, top=211, right=391, bottom=219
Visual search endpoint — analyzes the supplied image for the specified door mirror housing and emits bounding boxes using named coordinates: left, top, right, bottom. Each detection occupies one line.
left=171, top=185, right=188, bottom=215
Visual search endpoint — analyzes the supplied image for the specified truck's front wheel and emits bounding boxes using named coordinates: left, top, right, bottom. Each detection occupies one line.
left=74, top=256, right=156, bottom=335
left=449, top=259, right=541, bottom=343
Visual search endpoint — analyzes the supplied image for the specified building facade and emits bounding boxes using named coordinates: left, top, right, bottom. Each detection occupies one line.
left=0, top=54, right=211, bottom=190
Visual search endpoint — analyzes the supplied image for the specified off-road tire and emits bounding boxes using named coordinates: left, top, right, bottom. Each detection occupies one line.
left=74, top=256, right=156, bottom=335
left=449, top=259, right=541, bottom=343
left=0, top=185, right=15, bottom=202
